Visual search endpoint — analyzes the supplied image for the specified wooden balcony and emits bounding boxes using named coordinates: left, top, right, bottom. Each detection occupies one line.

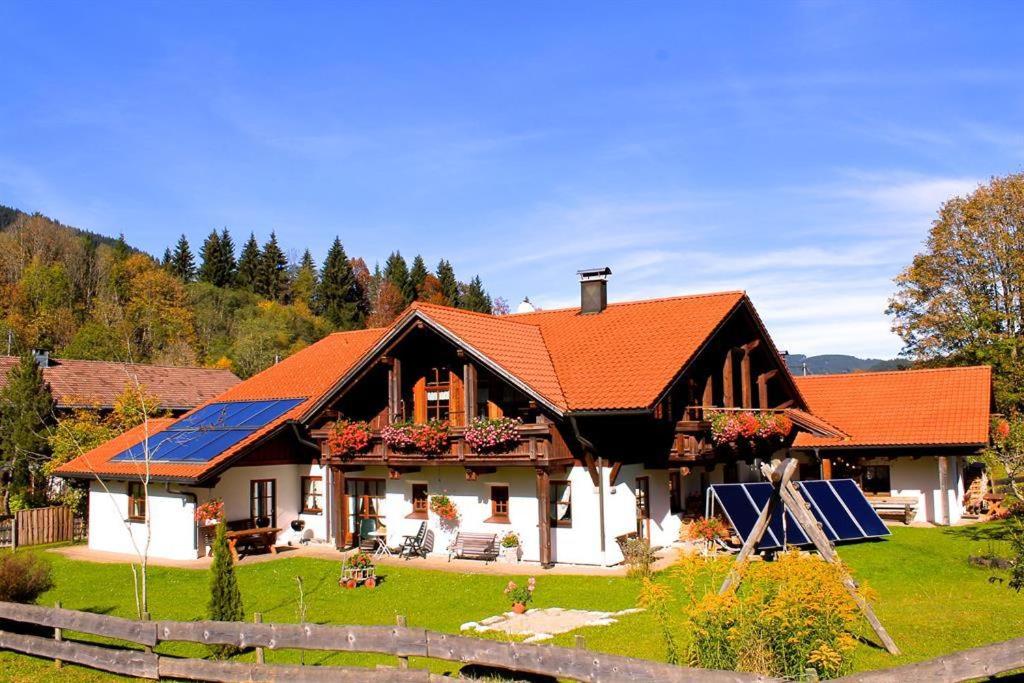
left=317, top=422, right=572, bottom=468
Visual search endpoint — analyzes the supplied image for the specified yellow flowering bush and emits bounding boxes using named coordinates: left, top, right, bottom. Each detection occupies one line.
left=686, top=551, right=866, bottom=679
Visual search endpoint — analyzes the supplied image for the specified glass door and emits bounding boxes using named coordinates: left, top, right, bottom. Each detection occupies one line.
left=344, top=478, right=385, bottom=547
left=635, top=476, right=650, bottom=540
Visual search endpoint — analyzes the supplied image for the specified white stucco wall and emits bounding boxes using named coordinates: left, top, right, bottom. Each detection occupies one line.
left=87, top=481, right=198, bottom=560
left=865, top=455, right=964, bottom=524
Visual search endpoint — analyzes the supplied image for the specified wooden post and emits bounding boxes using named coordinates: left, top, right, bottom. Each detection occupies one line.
left=722, top=349, right=734, bottom=407
left=53, top=600, right=62, bottom=669
left=938, top=456, right=950, bottom=526
left=396, top=615, right=409, bottom=669
left=820, top=458, right=832, bottom=480
left=536, top=468, right=552, bottom=567
left=757, top=369, right=777, bottom=410
left=464, top=363, right=477, bottom=424
left=254, top=612, right=264, bottom=664
left=333, top=467, right=346, bottom=550
left=740, top=343, right=757, bottom=409
left=702, top=375, right=713, bottom=407
left=142, top=611, right=152, bottom=655
left=388, top=358, right=403, bottom=422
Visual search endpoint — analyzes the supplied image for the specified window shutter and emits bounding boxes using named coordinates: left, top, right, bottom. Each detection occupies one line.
left=449, top=370, right=464, bottom=426
left=487, top=400, right=504, bottom=419
left=413, top=376, right=428, bottom=423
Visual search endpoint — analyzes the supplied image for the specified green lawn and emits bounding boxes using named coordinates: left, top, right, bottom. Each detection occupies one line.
left=2, top=522, right=1023, bottom=681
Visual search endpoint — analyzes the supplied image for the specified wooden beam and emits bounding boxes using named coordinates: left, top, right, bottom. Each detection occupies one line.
left=536, top=468, right=552, bottom=567
left=582, top=450, right=600, bottom=488
left=388, top=358, right=403, bottom=423
left=741, top=348, right=752, bottom=409
left=332, top=467, right=346, bottom=550
left=463, top=363, right=477, bottom=424
left=757, top=369, right=777, bottom=409
left=465, top=466, right=496, bottom=481
left=608, top=462, right=623, bottom=487
left=722, top=349, right=734, bottom=407
left=773, top=399, right=795, bottom=410
left=821, top=458, right=832, bottom=480
left=938, top=456, right=950, bottom=526
left=702, top=375, right=713, bottom=407
left=740, top=339, right=761, bottom=353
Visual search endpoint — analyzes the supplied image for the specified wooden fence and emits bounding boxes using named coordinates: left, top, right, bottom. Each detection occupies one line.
left=0, top=602, right=771, bottom=682
left=0, top=506, right=84, bottom=549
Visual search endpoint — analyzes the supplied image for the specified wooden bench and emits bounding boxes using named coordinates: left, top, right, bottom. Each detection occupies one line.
left=448, top=532, right=498, bottom=563
left=867, top=496, right=918, bottom=525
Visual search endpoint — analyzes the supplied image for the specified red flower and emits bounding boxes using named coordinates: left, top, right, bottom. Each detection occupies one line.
left=328, top=419, right=374, bottom=457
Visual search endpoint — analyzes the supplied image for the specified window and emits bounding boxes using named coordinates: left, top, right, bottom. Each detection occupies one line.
left=127, top=481, right=146, bottom=521
left=409, top=483, right=428, bottom=519
left=426, top=367, right=451, bottom=421
left=488, top=485, right=510, bottom=523
left=250, top=479, right=276, bottom=527
left=668, top=471, right=682, bottom=514
left=862, top=465, right=891, bottom=495
left=549, top=481, right=572, bottom=527
left=300, top=476, right=323, bottom=515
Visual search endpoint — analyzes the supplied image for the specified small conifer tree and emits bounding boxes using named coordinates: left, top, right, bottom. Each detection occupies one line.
left=207, top=520, right=244, bottom=658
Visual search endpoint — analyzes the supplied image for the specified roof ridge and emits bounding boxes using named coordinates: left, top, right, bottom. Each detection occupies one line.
left=411, top=301, right=543, bottom=328
left=0, top=355, right=238, bottom=374
left=795, top=365, right=991, bottom=380
left=507, top=290, right=747, bottom=317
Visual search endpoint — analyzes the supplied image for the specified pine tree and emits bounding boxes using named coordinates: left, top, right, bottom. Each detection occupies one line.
left=161, top=248, right=173, bottom=269
left=383, top=251, right=413, bottom=305
left=256, top=232, right=289, bottom=301
left=236, top=232, right=261, bottom=292
left=316, top=238, right=364, bottom=329
left=0, top=355, right=55, bottom=514
left=436, top=259, right=459, bottom=307
left=218, top=228, right=237, bottom=285
left=169, top=234, right=196, bottom=282
left=207, top=520, right=244, bottom=658
left=292, top=249, right=319, bottom=309
left=198, top=230, right=223, bottom=286
left=409, top=255, right=428, bottom=300
left=459, top=276, right=492, bottom=313
left=112, top=233, right=131, bottom=262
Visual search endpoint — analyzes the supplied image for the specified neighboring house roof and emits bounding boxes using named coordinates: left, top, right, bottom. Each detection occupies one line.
left=56, top=329, right=384, bottom=482
left=0, top=356, right=240, bottom=411
left=791, top=366, right=992, bottom=449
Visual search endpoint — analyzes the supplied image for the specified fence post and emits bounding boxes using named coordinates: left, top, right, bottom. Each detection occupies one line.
left=142, top=612, right=152, bottom=654
left=575, top=634, right=586, bottom=650
left=396, top=615, right=408, bottom=669
left=254, top=612, right=264, bottom=664
left=53, top=600, right=62, bottom=669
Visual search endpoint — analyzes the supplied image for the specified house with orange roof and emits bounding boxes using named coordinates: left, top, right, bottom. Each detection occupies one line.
left=55, top=269, right=994, bottom=564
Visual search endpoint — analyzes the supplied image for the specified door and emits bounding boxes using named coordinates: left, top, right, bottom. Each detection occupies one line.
left=635, top=476, right=650, bottom=540
left=343, top=478, right=385, bottom=547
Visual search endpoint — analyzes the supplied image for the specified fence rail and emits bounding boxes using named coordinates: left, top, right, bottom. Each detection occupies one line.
left=0, top=602, right=769, bottom=682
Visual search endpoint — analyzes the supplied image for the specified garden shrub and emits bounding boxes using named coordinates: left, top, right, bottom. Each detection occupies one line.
left=622, top=537, right=656, bottom=579
left=0, top=552, right=54, bottom=603
left=686, top=551, right=864, bottom=679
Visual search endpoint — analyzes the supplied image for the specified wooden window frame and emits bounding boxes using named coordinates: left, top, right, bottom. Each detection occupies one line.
left=425, top=366, right=451, bottom=422
left=127, top=481, right=146, bottom=522
left=486, top=484, right=510, bottom=524
left=549, top=480, right=572, bottom=528
left=300, top=476, right=323, bottom=515
left=250, top=478, right=277, bottom=527
left=668, top=471, right=683, bottom=515
left=408, top=482, right=429, bottom=520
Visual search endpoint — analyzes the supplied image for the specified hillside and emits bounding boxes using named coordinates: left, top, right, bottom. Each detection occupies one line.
left=0, top=204, right=133, bottom=252
left=786, top=353, right=910, bottom=375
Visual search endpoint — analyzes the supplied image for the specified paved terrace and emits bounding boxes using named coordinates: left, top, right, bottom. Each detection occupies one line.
left=49, top=542, right=683, bottom=574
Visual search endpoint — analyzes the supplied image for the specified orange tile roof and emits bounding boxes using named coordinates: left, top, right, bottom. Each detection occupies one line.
left=792, top=366, right=992, bottom=449
left=512, top=292, right=745, bottom=410
left=0, top=356, right=239, bottom=410
left=56, top=328, right=384, bottom=482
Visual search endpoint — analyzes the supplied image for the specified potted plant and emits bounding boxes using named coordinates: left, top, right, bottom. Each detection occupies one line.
left=411, top=420, right=450, bottom=455
left=429, top=494, right=460, bottom=524
left=339, top=551, right=377, bottom=589
left=464, top=416, right=523, bottom=454
left=327, top=419, right=374, bottom=457
left=499, top=531, right=521, bottom=564
left=503, top=577, right=535, bottom=614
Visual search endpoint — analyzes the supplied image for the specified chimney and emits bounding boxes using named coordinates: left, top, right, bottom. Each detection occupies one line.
left=577, top=267, right=611, bottom=314
left=31, top=349, right=50, bottom=369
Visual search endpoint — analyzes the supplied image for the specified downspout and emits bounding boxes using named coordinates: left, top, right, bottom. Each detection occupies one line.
left=165, top=483, right=198, bottom=555
left=290, top=421, right=321, bottom=453
left=569, top=416, right=607, bottom=566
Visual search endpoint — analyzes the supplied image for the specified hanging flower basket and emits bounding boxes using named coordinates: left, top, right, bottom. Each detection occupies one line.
left=195, top=498, right=224, bottom=525
left=327, top=419, right=374, bottom=457
left=381, top=421, right=417, bottom=451
left=464, top=416, right=522, bottom=454
left=708, top=411, right=793, bottom=448
left=429, top=494, right=460, bottom=522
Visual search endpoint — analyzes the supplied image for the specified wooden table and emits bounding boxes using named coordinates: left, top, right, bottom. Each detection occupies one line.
left=225, top=527, right=281, bottom=562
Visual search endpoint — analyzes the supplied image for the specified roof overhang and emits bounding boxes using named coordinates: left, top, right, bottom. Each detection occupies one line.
left=302, top=309, right=565, bottom=422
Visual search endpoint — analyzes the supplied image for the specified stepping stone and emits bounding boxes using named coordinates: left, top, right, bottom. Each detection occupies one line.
left=480, top=615, right=505, bottom=625
left=613, top=608, right=644, bottom=616
left=523, top=633, right=552, bottom=643
left=460, top=622, right=479, bottom=631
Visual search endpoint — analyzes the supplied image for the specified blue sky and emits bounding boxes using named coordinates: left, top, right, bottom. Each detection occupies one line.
left=1, top=2, right=1022, bottom=358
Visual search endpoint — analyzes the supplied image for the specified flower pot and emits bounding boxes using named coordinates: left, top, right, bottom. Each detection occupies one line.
left=511, top=602, right=526, bottom=614
left=499, top=545, right=520, bottom=564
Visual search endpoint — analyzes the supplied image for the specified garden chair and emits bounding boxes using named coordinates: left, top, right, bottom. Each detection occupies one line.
left=399, top=521, right=428, bottom=559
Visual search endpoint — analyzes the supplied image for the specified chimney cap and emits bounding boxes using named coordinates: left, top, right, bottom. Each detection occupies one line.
left=577, top=267, right=612, bottom=282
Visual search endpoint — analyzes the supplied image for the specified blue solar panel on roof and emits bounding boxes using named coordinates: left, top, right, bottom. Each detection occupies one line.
left=110, top=398, right=304, bottom=463
left=709, top=478, right=889, bottom=552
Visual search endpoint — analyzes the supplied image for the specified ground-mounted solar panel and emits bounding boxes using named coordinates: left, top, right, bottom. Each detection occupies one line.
left=111, top=398, right=304, bottom=464
left=708, top=478, right=889, bottom=552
